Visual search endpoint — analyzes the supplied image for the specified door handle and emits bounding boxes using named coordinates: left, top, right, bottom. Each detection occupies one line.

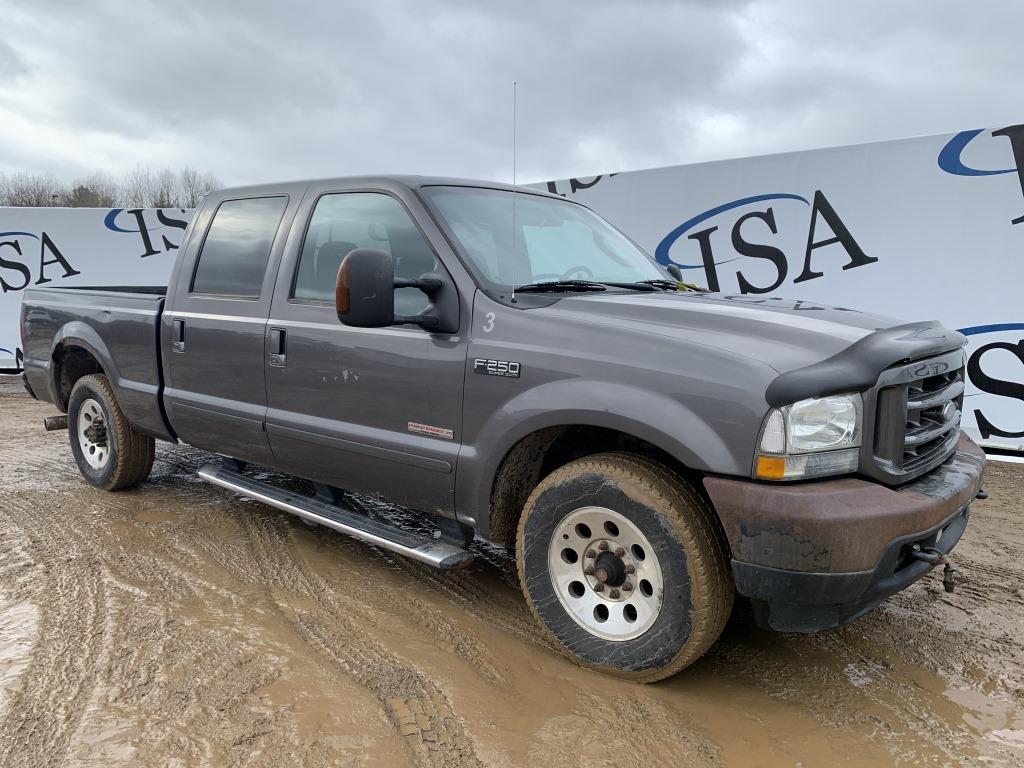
left=269, top=328, right=287, bottom=367
left=171, top=319, right=185, bottom=353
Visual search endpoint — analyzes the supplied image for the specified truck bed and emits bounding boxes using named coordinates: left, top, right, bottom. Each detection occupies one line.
left=48, top=285, right=168, bottom=295
left=20, top=286, right=173, bottom=441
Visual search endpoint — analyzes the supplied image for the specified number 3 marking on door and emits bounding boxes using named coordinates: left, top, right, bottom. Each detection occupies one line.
left=482, top=312, right=495, bottom=333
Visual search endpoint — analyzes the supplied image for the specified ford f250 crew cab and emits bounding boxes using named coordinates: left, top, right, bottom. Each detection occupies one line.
left=20, top=176, right=985, bottom=681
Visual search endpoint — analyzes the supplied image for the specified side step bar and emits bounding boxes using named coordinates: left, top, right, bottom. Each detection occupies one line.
left=197, top=462, right=474, bottom=571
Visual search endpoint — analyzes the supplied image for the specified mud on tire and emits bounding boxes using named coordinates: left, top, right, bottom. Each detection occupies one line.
left=67, top=374, right=155, bottom=491
left=516, top=452, right=733, bottom=682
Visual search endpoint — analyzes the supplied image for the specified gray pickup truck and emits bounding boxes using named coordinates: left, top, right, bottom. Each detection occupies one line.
left=21, top=176, right=985, bottom=681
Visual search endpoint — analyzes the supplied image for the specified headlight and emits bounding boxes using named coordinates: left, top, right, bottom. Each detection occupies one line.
left=755, top=393, right=862, bottom=481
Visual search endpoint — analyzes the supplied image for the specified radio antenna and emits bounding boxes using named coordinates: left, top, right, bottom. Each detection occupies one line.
left=511, top=80, right=518, bottom=302
left=513, top=80, right=517, bottom=189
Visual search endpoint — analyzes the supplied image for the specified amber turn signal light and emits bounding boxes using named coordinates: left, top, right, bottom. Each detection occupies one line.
left=755, top=455, right=786, bottom=480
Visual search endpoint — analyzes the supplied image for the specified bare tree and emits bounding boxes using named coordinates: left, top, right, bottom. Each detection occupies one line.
left=122, top=164, right=156, bottom=208
left=179, top=166, right=220, bottom=208
left=0, top=172, right=64, bottom=207
left=0, top=166, right=221, bottom=208
left=150, top=168, right=177, bottom=208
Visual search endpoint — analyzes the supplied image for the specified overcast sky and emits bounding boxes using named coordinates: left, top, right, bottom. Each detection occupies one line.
left=1, top=0, right=1021, bottom=187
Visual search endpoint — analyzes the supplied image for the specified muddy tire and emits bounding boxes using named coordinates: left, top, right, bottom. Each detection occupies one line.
left=68, top=374, right=155, bottom=491
left=516, top=452, right=733, bottom=682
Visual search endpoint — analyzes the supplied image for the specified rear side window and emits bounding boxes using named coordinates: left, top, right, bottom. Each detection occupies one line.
left=191, top=196, right=288, bottom=298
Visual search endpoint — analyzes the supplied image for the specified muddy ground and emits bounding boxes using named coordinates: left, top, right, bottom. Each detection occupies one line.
left=0, top=376, right=1022, bottom=768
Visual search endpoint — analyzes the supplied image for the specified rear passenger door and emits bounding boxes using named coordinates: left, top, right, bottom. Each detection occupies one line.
left=162, top=192, right=298, bottom=465
left=264, top=185, right=467, bottom=515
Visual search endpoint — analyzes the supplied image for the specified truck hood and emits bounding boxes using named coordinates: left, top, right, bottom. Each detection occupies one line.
left=548, top=291, right=939, bottom=376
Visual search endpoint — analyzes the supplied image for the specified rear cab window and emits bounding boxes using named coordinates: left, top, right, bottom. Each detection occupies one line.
left=191, top=196, right=289, bottom=298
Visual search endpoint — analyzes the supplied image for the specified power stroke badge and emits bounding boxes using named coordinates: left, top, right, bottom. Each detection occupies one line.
left=474, top=358, right=521, bottom=378
left=408, top=422, right=454, bottom=440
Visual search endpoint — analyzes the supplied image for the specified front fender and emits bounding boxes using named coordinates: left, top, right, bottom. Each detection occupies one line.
left=455, top=378, right=744, bottom=533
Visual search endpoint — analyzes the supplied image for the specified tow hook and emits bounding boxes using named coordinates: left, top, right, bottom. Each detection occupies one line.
left=907, top=546, right=958, bottom=593
left=975, top=487, right=989, bottom=500
left=943, top=562, right=957, bottom=593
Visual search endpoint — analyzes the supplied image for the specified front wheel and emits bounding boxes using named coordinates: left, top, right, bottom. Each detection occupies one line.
left=516, top=453, right=733, bottom=682
left=68, top=374, right=155, bottom=491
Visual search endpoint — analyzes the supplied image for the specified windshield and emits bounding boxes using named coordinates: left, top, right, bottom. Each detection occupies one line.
left=420, top=186, right=668, bottom=292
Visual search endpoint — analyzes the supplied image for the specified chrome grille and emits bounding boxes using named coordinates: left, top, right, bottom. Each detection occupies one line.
left=873, top=351, right=965, bottom=479
left=903, top=369, right=964, bottom=469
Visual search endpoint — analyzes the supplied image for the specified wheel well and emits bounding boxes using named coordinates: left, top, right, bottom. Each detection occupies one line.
left=487, top=425, right=703, bottom=550
left=53, top=345, right=104, bottom=411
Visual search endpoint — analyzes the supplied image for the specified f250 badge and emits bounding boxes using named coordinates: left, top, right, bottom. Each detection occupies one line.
left=474, top=358, right=521, bottom=378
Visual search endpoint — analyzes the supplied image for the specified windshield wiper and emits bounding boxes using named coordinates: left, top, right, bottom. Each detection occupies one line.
left=513, top=278, right=700, bottom=294
left=636, top=279, right=678, bottom=290
left=594, top=281, right=656, bottom=291
left=514, top=280, right=608, bottom=293
left=636, top=279, right=708, bottom=292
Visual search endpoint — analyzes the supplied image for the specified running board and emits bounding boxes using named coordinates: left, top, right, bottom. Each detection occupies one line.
left=197, top=462, right=474, bottom=570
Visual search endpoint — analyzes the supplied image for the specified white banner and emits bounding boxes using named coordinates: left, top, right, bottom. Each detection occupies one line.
left=3, top=128, right=1021, bottom=452
left=0, top=207, right=192, bottom=370
left=537, top=127, right=1024, bottom=452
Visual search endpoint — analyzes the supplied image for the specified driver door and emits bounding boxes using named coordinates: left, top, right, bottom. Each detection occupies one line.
left=264, top=186, right=467, bottom=514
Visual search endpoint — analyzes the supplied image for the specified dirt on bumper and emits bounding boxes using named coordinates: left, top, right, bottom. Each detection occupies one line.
left=703, top=434, right=986, bottom=631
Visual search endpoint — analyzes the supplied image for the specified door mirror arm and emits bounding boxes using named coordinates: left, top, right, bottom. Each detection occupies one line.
left=394, top=276, right=443, bottom=291
left=394, top=313, right=440, bottom=329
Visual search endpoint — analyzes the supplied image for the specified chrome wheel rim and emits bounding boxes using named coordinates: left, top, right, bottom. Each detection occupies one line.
left=547, top=506, right=664, bottom=641
left=77, top=398, right=110, bottom=470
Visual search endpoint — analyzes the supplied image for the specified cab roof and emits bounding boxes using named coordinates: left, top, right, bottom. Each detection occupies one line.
left=208, top=175, right=564, bottom=200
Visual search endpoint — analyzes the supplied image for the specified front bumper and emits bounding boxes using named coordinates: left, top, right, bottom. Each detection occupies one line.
left=703, top=434, right=985, bottom=632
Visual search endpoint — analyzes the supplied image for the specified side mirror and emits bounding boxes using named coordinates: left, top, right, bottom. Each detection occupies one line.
left=336, top=248, right=459, bottom=333
left=336, top=248, right=396, bottom=328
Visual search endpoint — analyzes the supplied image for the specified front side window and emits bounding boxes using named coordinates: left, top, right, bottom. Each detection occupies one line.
left=293, top=193, right=437, bottom=315
left=191, top=196, right=288, bottom=298
left=419, top=186, right=666, bottom=291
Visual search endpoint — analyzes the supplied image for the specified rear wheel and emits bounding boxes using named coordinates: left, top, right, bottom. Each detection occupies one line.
left=68, top=374, right=154, bottom=491
left=516, top=452, right=733, bottom=682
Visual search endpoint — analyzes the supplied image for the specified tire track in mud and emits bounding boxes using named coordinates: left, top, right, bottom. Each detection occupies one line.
left=188, top=498, right=504, bottom=685
left=0, top=446, right=80, bottom=491
left=7, top=384, right=1023, bottom=767
left=61, top=482, right=388, bottom=766
left=187, top=492, right=733, bottom=768
left=529, top=691, right=723, bottom=767
left=304, top=503, right=736, bottom=767
left=0, top=428, right=346, bottom=766
left=234, top=509, right=483, bottom=768
left=153, top=445, right=550, bottom=665
left=387, top=556, right=560, bottom=654
left=339, top=496, right=559, bottom=654
left=0, top=497, right=107, bottom=768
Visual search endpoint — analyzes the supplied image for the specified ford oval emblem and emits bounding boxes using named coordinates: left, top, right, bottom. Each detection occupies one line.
left=942, top=402, right=960, bottom=423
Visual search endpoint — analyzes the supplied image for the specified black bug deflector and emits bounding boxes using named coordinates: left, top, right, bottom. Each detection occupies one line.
left=764, top=320, right=966, bottom=407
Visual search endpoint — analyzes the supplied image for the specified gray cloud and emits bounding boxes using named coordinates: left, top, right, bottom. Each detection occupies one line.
left=0, top=0, right=1020, bottom=187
